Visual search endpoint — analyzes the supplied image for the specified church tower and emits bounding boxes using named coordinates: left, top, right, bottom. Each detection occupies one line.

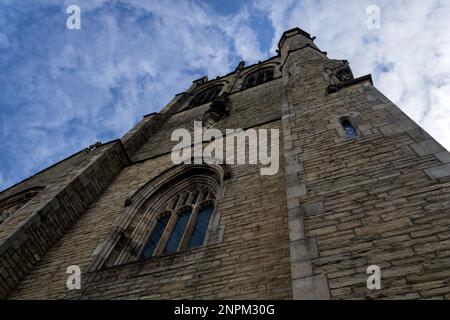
left=1, top=28, right=450, bottom=300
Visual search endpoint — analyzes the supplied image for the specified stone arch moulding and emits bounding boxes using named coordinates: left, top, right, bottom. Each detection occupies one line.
left=189, top=82, right=228, bottom=108
left=194, top=79, right=229, bottom=93
left=238, top=61, right=281, bottom=80
left=88, top=161, right=231, bottom=272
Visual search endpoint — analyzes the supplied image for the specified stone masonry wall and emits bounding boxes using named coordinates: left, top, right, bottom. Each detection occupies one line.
left=0, top=142, right=129, bottom=299
left=279, top=30, right=450, bottom=300
left=132, top=77, right=283, bottom=162
left=10, top=122, right=292, bottom=299
left=4, top=27, right=450, bottom=300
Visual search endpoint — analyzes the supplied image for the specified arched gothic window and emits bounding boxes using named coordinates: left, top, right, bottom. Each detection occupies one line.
left=191, top=85, right=223, bottom=107
left=0, top=187, right=44, bottom=226
left=341, top=120, right=358, bottom=138
left=139, top=186, right=216, bottom=259
left=89, top=163, right=229, bottom=271
left=242, top=67, right=274, bottom=90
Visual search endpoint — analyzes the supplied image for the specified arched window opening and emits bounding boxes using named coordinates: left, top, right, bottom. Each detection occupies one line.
left=188, top=203, right=214, bottom=249
left=191, top=85, right=223, bottom=107
left=135, top=182, right=219, bottom=259
left=341, top=120, right=358, bottom=138
left=243, top=67, right=274, bottom=90
left=90, top=164, right=228, bottom=271
left=138, top=184, right=220, bottom=259
left=137, top=182, right=219, bottom=259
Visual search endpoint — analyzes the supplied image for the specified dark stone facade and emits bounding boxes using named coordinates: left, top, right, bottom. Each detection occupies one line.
left=1, top=28, right=450, bottom=300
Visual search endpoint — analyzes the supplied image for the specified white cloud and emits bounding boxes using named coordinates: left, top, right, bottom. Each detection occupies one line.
left=255, top=0, right=450, bottom=150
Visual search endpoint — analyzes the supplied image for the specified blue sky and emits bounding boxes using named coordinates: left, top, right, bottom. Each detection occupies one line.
left=1, top=0, right=450, bottom=191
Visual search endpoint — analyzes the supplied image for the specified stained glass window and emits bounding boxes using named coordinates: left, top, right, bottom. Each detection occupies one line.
left=188, top=205, right=214, bottom=249
left=163, top=210, right=191, bottom=254
left=139, top=185, right=217, bottom=259
left=140, top=214, right=170, bottom=259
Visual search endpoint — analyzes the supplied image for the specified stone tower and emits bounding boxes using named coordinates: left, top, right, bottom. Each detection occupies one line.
left=1, top=28, right=450, bottom=300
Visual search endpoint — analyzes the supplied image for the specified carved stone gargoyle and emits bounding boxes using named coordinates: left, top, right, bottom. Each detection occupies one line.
left=325, top=60, right=354, bottom=93
left=203, top=93, right=230, bottom=128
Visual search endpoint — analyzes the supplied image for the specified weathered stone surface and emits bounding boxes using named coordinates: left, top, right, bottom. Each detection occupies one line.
left=379, top=120, right=416, bottom=137
left=411, top=140, right=445, bottom=157
left=303, top=202, right=325, bottom=217
left=290, top=238, right=319, bottom=263
left=435, top=151, right=450, bottom=164
left=1, top=26, right=450, bottom=301
left=293, top=274, right=330, bottom=300
left=287, top=184, right=307, bottom=199
left=424, top=165, right=450, bottom=180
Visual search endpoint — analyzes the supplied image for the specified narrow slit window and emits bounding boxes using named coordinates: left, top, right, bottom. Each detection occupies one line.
left=187, top=205, right=214, bottom=249
left=341, top=120, right=358, bottom=137
left=140, top=214, right=170, bottom=259
left=163, top=210, right=191, bottom=254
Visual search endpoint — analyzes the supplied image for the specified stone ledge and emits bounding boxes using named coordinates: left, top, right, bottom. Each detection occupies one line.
left=411, top=140, right=445, bottom=157
left=407, top=128, right=433, bottom=142
left=435, top=151, right=450, bottom=164
left=424, top=164, right=450, bottom=180
left=327, top=74, right=373, bottom=94
left=121, top=113, right=170, bottom=159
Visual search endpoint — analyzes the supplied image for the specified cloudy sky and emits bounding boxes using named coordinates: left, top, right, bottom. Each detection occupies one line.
left=0, top=0, right=449, bottom=191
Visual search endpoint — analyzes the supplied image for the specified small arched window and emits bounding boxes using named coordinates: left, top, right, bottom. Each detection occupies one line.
left=243, top=67, right=274, bottom=89
left=191, top=85, right=223, bottom=107
left=341, top=120, right=358, bottom=138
